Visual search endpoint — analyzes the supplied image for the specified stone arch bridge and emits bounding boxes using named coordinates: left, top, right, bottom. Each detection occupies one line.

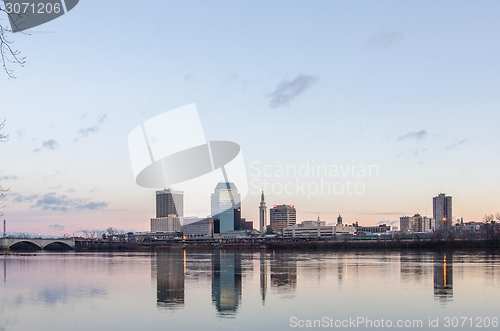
left=1, top=237, right=75, bottom=250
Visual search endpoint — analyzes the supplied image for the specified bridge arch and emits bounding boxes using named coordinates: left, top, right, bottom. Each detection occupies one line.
left=9, top=240, right=42, bottom=250
left=42, top=241, right=73, bottom=250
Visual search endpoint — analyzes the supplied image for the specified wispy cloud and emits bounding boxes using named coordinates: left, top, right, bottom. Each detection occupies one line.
left=48, top=224, right=65, bottom=231
left=445, top=139, right=466, bottom=150
left=398, top=130, right=427, bottom=141
left=367, top=28, right=404, bottom=48
left=75, top=113, right=108, bottom=141
left=13, top=192, right=108, bottom=212
left=78, top=126, right=99, bottom=137
left=184, top=73, right=194, bottom=82
left=267, top=74, right=319, bottom=108
left=33, top=139, right=58, bottom=152
left=2, top=175, right=20, bottom=180
left=377, top=220, right=399, bottom=226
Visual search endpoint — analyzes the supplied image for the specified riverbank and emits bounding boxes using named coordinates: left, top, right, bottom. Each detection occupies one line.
left=71, top=239, right=500, bottom=252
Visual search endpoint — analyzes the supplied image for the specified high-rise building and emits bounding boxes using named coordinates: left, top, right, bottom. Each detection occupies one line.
left=270, top=204, right=296, bottom=231
left=211, top=182, right=241, bottom=233
left=156, top=189, right=184, bottom=220
left=400, top=213, right=435, bottom=232
left=433, top=193, right=452, bottom=231
left=259, top=192, right=267, bottom=235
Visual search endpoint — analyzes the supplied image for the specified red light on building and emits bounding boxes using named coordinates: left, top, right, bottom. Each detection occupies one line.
left=273, top=205, right=277, bottom=208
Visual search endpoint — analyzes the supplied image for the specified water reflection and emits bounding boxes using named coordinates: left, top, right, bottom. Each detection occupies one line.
left=260, top=251, right=267, bottom=305
left=433, top=252, right=453, bottom=302
left=211, top=251, right=242, bottom=317
left=270, top=251, right=297, bottom=295
left=155, top=251, right=185, bottom=309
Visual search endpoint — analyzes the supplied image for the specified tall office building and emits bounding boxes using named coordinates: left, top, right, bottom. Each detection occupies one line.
left=156, top=189, right=184, bottom=219
left=259, top=192, right=267, bottom=235
left=433, top=193, right=452, bottom=231
left=270, top=204, right=296, bottom=231
left=211, top=182, right=241, bottom=233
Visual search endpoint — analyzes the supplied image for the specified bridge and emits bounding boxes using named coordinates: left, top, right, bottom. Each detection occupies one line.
left=0, top=237, right=75, bottom=250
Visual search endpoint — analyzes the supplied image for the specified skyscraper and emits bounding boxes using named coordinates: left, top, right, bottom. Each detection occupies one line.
left=433, top=193, right=452, bottom=231
left=156, top=189, right=184, bottom=219
left=211, top=182, right=241, bottom=233
left=259, top=192, right=267, bottom=235
left=270, top=204, right=296, bottom=231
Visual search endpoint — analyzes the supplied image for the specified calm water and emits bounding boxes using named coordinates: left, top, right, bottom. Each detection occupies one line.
left=1, top=250, right=500, bottom=330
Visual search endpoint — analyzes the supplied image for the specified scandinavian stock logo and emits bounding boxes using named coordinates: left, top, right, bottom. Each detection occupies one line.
left=128, top=104, right=248, bottom=214
left=3, top=0, right=79, bottom=32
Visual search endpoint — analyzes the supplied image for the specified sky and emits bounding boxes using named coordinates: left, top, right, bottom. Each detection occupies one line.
left=1, top=0, right=500, bottom=235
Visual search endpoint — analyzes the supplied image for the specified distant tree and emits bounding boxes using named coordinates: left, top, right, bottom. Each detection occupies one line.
left=484, top=214, right=494, bottom=223
left=0, top=4, right=26, bottom=78
left=496, top=213, right=500, bottom=222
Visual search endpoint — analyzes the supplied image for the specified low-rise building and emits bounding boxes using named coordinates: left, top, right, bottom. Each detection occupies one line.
left=400, top=214, right=435, bottom=232
left=356, top=224, right=392, bottom=233
left=151, top=215, right=181, bottom=233
left=182, top=217, right=214, bottom=239
left=283, top=217, right=335, bottom=239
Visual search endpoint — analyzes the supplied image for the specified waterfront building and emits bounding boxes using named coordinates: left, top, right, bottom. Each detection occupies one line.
left=156, top=189, right=184, bottom=224
left=270, top=204, right=296, bottom=231
left=355, top=224, right=392, bottom=233
left=282, top=217, right=335, bottom=239
left=240, top=218, right=253, bottom=231
left=259, top=192, right=267, bottom=235
left=182, top=217, right=214, bottom=239
left=400, top=213, right=435, bottom=232
left=433, top=193, right=452, bottom=231
left=151, top=215, right=181, bottom=233
left=211, top=182, right=241, bottom=233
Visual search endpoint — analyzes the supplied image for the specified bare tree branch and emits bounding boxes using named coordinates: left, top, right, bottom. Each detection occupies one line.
left=0, top=4, right=26, bottom=78
left=1, top=120, right=9, bottom=216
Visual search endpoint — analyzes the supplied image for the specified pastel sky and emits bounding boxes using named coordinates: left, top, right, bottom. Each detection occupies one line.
left=1, top=0, right=499, bottom=235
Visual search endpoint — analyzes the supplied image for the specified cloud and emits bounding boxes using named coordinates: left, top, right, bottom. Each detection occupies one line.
left=76, top=202, right=108, bottom=210
left=367, top=28, right=404, bottom=48
left=64, top=188, right=76, bottom=193
left=12, top=192, right=108, bottom=212
left=267, top=74, right=319, bottom=108
left=398, top=130, right=427, bottom=141
left=363, top=211, right=405, bottom=216
left=34, top=139, right=58, bottom=152
left=184, top=73, right=194, bottom=82
left=2, top=175, right=20, bottom=180
left=16, top=130, right=25, bottom=138
left=48, top=224, right=65, bottom=231
left=97, top=113, right=107, bottom=124
left=13, top=194, right=39, bottom=203
left=445, top=140, right=466, bottom=150
left=78, top=126, right=99, bottom=137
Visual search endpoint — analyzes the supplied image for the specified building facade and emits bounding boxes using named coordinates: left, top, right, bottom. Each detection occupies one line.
left=433, top=193, right=452, bottom=231
left=156, top=189, right=184, bottom=221
left=151, top=215, right=182, bottom=233
left=182, top=217, right=214, bottom=239
left=270, top=204, right=296, bottom=231
left=211, top=182, right=241, bottom=233
left=283, top=217, right=335, bottom=238
left=400, top=213, right=435, bottom=232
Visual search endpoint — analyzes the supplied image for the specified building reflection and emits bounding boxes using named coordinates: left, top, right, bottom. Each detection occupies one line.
left=211, top=251, right=242, bottom=317
left=155, top=251, right=185, bottom=309
left=399, top=252, right=427, bottom=283
left=260, top=251, right=267, bottom=305
left=433, top=252, right=453, bottom=302
left=270, top=251, right=297, bottom=294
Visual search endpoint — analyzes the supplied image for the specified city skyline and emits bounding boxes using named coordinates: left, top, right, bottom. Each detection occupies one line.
left=1, top=1, right=500, bottom=235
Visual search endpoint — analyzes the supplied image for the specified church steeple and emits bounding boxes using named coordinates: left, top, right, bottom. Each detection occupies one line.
left=337, top=214, right=343, bottom=225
